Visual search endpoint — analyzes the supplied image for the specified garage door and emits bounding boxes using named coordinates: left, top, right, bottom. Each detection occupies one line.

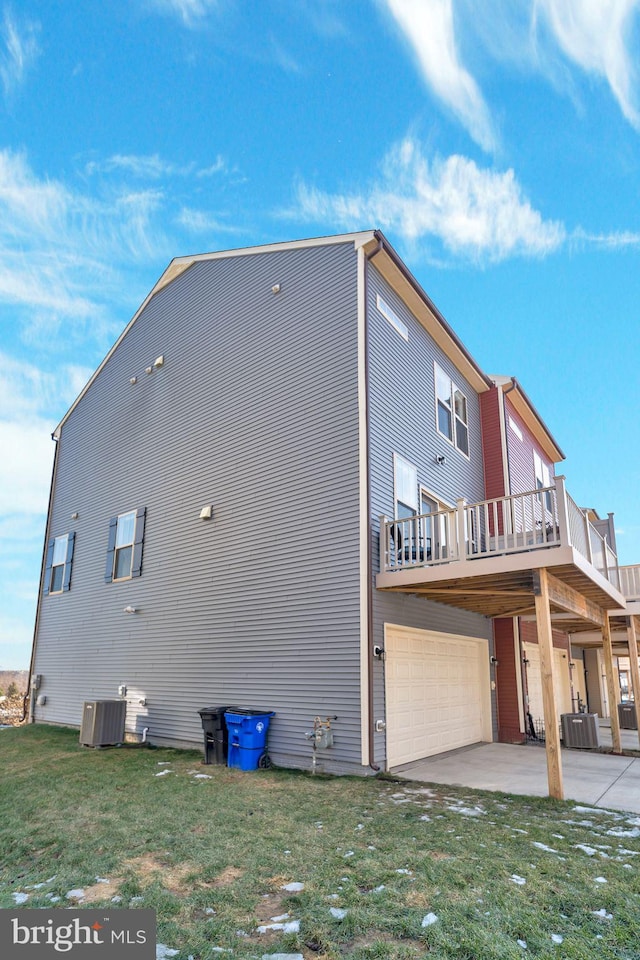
left=385, top=625, right=491, bottom=767
left=523, top=643, right=572, bottom=721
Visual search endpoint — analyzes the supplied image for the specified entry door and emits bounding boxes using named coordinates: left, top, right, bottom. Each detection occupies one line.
left=420, top=490, right=450, bottom=562
left=523, top=643, right=572, bottom=722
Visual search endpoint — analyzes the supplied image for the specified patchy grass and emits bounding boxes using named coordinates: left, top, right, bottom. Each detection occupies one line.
left=1, top=725, right=639, bottom=959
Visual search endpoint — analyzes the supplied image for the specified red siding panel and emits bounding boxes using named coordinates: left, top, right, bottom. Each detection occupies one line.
left=480, top=387, right=506, bottom=501
left=494, top=618, right=525, bottom=743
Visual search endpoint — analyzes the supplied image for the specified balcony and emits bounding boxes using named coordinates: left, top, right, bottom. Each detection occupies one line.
left=377, top=476, right=625, bottom=624
left=620, top=565, right=640, bottom=602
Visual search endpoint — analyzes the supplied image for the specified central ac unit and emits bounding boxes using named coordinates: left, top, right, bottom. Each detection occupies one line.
left=618, top=703, right=638, bottom=730
left=80, top=700, right=126, bottom=747
left=560, top=713, right=600, bottom=748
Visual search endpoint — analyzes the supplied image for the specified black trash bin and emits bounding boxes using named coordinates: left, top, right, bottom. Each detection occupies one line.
left=198, top=706, right=230, bottom=764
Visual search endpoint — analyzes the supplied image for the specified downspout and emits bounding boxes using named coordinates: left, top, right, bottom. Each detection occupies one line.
left=363, top=240, right=383, bottom=772
left=23, top=432, right=60, bottom=722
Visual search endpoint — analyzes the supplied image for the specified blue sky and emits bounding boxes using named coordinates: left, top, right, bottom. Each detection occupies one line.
left=1, top=0, right=640, bottom=669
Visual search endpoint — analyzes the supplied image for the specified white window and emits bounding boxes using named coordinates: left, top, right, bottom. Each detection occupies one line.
left=435, top=363, right=469, bottom=456
left=105, top=508, right=146, bottom=583
left=534, top=451, right=552, bottom=511
left=114, top=511, right=137, bottom=581
left=508, top=416, right=523, bottom=442
left=377, top=293, right=408, bottom=341
left=394, top=454, right=418, bottom=518
left=49, top=535, right=69, bottom=594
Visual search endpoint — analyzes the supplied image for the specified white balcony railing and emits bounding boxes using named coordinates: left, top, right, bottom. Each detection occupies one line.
left=620, top=565, right=640, bottom=601
left=380, top=476, right=619, bottom=589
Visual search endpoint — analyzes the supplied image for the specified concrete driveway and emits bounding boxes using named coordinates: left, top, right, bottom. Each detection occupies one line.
left=393, top=742, right=640, bottom=815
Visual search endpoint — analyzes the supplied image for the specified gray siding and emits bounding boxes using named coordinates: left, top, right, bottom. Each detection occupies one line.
left=366, top=262, right=494, bottom=765
left=33, top=242, right=364, bottom=773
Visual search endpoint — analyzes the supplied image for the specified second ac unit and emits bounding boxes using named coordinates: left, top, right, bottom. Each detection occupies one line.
left=80, top=699, right=126, bottom=747
left=560, top=713, right=600, bottom=749
left=618, top=702, right=638, bottom=730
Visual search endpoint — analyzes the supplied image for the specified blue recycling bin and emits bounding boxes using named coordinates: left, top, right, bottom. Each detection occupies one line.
left=225, top=708, right=275, bottom=770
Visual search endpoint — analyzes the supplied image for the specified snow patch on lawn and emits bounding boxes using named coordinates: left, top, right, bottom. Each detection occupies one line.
left=329, top=907, right=347, bottom=919
left=156, top=946, right=179, bottom=959
left=510, top=875, right=526, bottom=885
left=261, top=954, right=304, bottom=960
left=447, top=804, right=485, bottom=817
left=155, top=770, right=171, bottom=777
left=575, top=845, right=597, bottom=856
left=257, top=921, right=300, bottom=934
left=281, top=882, right=304, bottom=892
left=573, top=806, right=622, bottom=818
left=421, top=912, right=438, bottom=927
left=12, top=892, right=29, bottom=904
left=606, top=827, right=640, bottom=838
left=593, top=908, right=613, bottom=920
left=532, top=842, right=557, bottom=853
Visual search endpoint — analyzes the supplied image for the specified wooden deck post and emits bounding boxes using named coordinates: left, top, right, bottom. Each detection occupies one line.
left=533, top=568, right=563, bottom=800
left=601, top=615, right=622, bottom=754
left=626, top=615, right=640, bottom=749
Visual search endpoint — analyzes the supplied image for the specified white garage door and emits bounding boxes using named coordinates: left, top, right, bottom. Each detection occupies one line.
left=385, top=625, right=491, bottom=768
left=523, top=643, right=572, bottom=721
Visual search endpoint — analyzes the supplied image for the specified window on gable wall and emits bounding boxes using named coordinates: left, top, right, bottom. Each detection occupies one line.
left=44, top=532, right=75, bottom=595
left=435, top=363, right=469, bottom=456
left=105, top=508, right=146, bottom=582
left=533, top=451, right=553, bottom=512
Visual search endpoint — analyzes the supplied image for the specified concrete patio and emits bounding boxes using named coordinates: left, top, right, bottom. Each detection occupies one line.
left=393, top=737, right=640, bottom=815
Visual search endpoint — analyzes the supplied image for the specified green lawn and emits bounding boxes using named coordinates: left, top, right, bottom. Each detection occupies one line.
left=1, top=725, right=639, bottom=959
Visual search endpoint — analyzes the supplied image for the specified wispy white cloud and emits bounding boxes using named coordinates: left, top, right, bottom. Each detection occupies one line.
left=86, top=152, right=229, bottom=180
left=0, top=150, right=175, bottom=342
left=146, top=0, right=221, bottom=28
left=379, top=1, right=640, bottom=146
left=295, top=138, right=565, bottom=262
left=0, top=354, right=91, bottom=523
left=571, top=227, right=640, bottom=249
left=196, top=155, right=228, bottom=177
left=176, top=206, right=241, bottom=234
left=381, top=0, right=496, bottom=152
left=0, top=6, right=39, bottom=100
left=534, top=0, right=640, bottom=129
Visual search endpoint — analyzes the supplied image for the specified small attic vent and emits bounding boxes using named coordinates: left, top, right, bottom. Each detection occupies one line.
left=377, top=293, right=408, bottom=341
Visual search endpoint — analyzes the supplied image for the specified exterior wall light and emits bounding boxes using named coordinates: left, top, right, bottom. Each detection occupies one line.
left=153, top=355, right=164, bottom=368
left=272, top=284, right=281, bottom=294
left=130, top=377, right=137, bottom=385
left=124, top=605, right=137, bottom=614
left=199, top=505, right=213, bottom=520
